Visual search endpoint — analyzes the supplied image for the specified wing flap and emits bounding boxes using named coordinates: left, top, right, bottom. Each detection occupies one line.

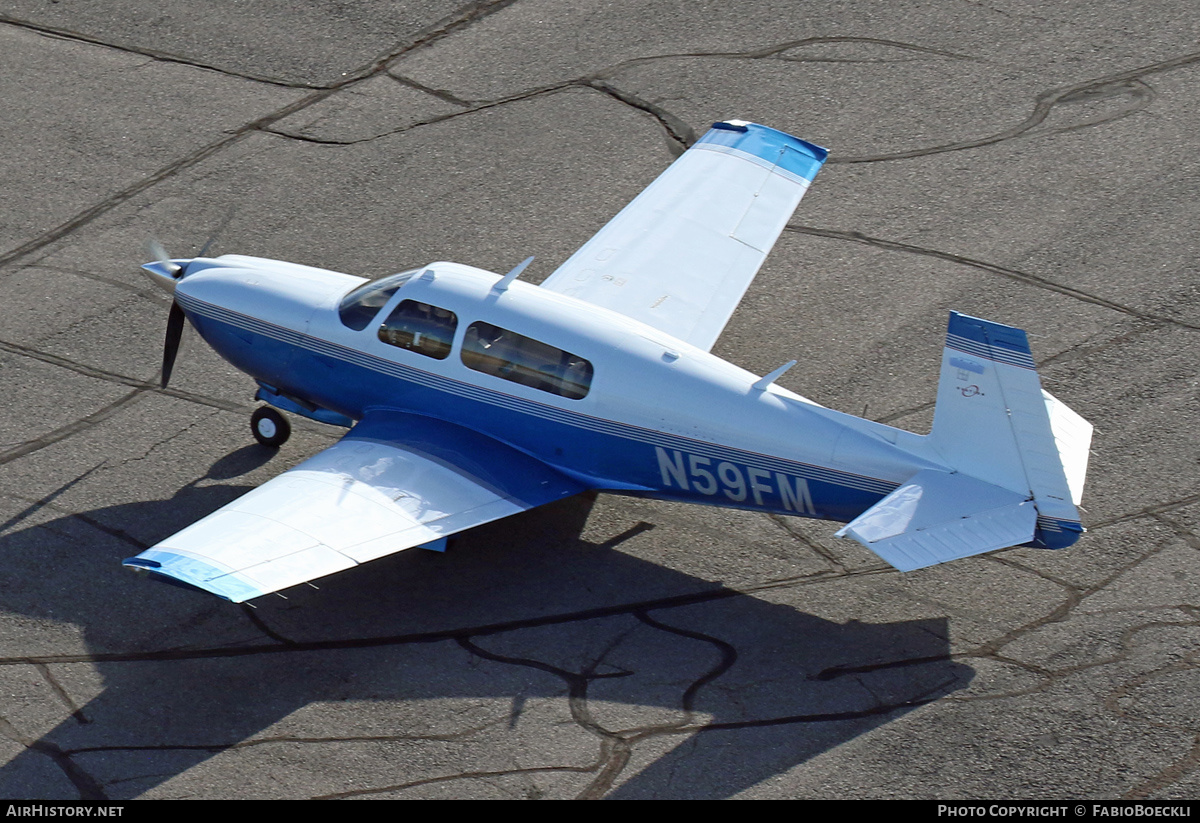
left=125, top=412, right=584, bottom=601
left=835, top=469, right=1037, bottom=571
left=540, top=121, right=827, bottom=350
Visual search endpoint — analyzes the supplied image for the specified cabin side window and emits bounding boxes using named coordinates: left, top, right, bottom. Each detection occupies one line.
left=461, top=321, right=593, bottom=399
left=337, top=271, right=417, bottom=330
left=378, top=300, right=458, bottom=360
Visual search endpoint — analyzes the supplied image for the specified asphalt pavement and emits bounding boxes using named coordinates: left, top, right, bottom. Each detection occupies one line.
left=0, top=0, right=1198, bottom=799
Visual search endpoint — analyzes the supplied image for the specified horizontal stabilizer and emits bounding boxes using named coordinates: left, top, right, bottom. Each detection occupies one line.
left=836, top=469, right=1037, bottom=571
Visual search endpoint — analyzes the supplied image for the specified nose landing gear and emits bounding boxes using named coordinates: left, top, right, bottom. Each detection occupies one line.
left=251, top=406, right=291, bottom=447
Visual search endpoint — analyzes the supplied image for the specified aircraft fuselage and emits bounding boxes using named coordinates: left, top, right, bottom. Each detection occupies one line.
left=172, top=256, right=959, bottom=527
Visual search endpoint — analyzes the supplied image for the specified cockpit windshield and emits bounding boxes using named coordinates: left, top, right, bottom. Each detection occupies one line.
left=337, top=270, right=419, bottom=330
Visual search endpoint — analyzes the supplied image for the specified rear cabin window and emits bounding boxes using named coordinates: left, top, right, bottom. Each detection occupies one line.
left=378, top=300, right=458, bottom=360
left=337, top=271, right=417, bottom=330
left=461, top=321, right=593, bottom=399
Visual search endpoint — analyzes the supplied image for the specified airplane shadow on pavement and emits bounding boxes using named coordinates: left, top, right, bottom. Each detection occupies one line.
left=0, top=448, right=972, bottom=799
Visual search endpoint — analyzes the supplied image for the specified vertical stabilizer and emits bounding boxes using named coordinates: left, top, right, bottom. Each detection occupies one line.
left=928, top=312, right=1089, bottom=549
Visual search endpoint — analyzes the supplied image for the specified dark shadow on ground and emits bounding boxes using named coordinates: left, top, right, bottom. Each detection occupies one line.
left=0, top=453, right=972, bottom=799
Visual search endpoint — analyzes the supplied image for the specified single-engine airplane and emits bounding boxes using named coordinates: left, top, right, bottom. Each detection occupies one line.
left=126, top=120, right=1093, bottom=603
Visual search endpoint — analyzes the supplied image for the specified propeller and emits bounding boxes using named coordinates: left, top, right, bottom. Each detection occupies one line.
left=143, top=238, right=191, bottom=388
left=144, top=214, right=233, bottom=388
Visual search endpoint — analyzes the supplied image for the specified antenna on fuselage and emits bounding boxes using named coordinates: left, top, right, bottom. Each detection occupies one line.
left=752, top=360, right=797, bottom=392
left=493, top=256, right=534, bottom=292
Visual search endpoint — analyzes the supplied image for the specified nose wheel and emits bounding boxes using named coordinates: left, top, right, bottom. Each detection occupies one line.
left=251, top=406, right=291, bottom=447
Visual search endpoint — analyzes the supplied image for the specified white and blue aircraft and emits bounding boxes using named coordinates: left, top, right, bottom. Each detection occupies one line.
left=126, top=120, right=1093, bottom=603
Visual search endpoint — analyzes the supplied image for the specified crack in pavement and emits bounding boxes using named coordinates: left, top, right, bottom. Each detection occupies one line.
left=322, top=601, right=941, bottom=799
left=1106, top=646, right=1200, bottom=798
left=4, top=29, right=1196, bottom=282
left=7, top=463, right=1186, bottom=797
left=1088, top=490, right=1200, bottom=531
left=387, top=71, right=474, bottom=108
left=785, top=225, right=1200, bottom=331
left=2, top=28, right=1185, bottom=414
left=0, top=0, right=523, bottom=92
left=259, top=80, right=574, bottom=146
left=0, top=389, right=145, bottom=468
left=827, top=50, right=1200, bottom=163
left=0, top=567, right=880, bottom=669
left=7, top=704, right=508, bottom=801
left=315, top=760, right=601, bottom=800
left=0, top=714, right=107, bottom=800
left=0, top=558, right=943, bottom=799
left=956, top=528, right=1188, bottom=670
left=365, top=35, right=1180, bottom=165
left=69, top=718, right=504, bottom=754
left=765, top=512, right=857, bottom=574
left=1, top=9, right=1195, bottom=800
left=257, top=35, right=973, bottom=153
left=0, top=0, right=522, bottom=274
left=0, top=335, right=344, bottom=432
left=33, top=663, right=91, bottom=726
left=99, top=409, right=222, bottom=474
left=24, top=263, right=168, bottom=303
left=0, top=14, right=328, bottom=90
left=262, top=37, right=967, bottom=154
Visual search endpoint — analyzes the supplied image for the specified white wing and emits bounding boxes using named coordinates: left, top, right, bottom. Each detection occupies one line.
left=124, top=413, right=583, bottom=602
left=540, top=121, right=827, bottom=351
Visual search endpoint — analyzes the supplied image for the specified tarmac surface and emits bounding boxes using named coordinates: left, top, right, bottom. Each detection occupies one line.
left=0, top=0, right=1197, bottom=800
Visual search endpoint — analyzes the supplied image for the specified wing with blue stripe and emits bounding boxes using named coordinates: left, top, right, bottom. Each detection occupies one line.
left=540, top=121, right=827, bottom=351
left=124, top=412, right=584, bottom=602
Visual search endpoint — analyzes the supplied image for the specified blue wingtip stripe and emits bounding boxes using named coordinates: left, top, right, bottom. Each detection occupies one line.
left=126, top=549, right=265, bottom=602
left=695, top=122, right=828, bottom=183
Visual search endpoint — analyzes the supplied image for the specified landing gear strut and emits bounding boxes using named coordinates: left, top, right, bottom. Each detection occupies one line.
left=251, top=406, right=291, bottom=447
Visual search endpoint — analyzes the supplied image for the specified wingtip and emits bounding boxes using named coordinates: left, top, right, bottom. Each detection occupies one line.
left=698, top=121, right=828, bottom=181
left=123, top=551, right=260, bottom=603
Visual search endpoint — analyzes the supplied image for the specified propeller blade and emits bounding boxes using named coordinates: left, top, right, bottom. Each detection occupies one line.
left=161, top=302, right=186, bottom=388
left=196, top=209, right=235, bottom=259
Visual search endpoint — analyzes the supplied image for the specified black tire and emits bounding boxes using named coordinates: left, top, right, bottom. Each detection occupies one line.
left=251, top=406, right=291, bottom=447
